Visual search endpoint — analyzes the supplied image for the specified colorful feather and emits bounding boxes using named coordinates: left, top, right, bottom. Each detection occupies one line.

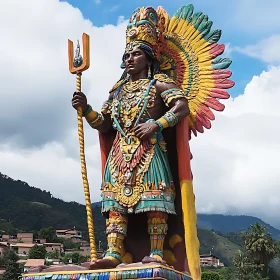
left=159, top=4, right=234, bottom=136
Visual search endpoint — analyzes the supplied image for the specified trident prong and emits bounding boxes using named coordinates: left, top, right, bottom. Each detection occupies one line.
left=68, top=33, right=90, bottom=73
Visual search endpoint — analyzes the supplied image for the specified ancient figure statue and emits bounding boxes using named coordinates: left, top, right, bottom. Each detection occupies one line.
left=72, top=5, right=234, bottom=280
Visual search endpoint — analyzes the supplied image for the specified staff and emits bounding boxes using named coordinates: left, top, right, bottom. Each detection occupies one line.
left=68, top=33, right=97, bottom=262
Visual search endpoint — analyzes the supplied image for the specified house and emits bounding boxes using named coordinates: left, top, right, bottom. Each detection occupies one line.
left=23, top=259, right=45, bottom=272
left=200, top=254, right=224, bottom=267
left=1, top=234, right=10, bottom=241
left=43, top=243, right=63, bottom=255
left=56, top=228, right=82, bottom=240
left=34, top=238, right=47, bottom=244
left=11, top=243, right=40, bottom=256
left=17, top=233, right=33, bottom=243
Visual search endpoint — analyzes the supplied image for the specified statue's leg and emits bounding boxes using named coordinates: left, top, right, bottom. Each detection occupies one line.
left=142, top=211, right=168, bottom=264
left=90, top=211, right=127, bottom=269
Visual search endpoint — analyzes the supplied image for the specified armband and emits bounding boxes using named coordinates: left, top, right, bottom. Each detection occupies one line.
left=160, top=88, right=186, bottom=107
left=84, top=105, right=104, bottom=128
left=155, top=111, right=179, bottom=131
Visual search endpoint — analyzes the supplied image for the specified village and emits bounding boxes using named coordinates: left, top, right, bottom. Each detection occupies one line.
left=0, top=228, right=105, bottom=274
left=0, top=227, right=224, bottom=275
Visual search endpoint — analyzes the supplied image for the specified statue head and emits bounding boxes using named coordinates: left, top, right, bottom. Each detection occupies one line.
left=120, top=7, right=165, bottom=79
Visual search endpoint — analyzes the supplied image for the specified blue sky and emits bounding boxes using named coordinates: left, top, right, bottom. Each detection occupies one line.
left=62, top=0, right=278, bottom=98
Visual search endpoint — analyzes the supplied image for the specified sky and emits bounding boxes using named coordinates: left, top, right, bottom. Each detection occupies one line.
left=1, top=0, right=280, bottom=229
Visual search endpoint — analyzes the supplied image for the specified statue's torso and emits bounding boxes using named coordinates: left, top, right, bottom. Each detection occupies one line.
left=110, top=79, right=166, bottom=133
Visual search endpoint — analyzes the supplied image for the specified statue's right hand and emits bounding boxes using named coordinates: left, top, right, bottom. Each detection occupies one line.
left=72, top=91, right=88, bottom=112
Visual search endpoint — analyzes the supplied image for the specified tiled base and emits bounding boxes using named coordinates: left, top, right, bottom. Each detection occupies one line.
left=22, top=264, right=192, bottom=279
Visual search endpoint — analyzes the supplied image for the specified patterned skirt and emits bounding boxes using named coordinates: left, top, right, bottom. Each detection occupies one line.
left=101, top=130, right=176, bottom=215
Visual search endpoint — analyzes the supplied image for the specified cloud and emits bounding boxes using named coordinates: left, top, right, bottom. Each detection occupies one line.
left=191, top=66, right=280, bottom=229
left=1, top=0, right=280, bottom=231
left=0, top=0, right=126, bottom=200
left=234, top=35, right=280, bottom=64
left=95, top=0, right=101, bottom=4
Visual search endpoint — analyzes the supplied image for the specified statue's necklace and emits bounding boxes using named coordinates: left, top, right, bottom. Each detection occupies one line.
left=112, top=79, right=156, bottom=137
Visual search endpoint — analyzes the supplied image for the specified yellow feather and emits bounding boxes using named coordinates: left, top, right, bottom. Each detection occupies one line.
left=197, top=53, right=212, bottom=63
left=168, top=16, right=179, bottom=32
left=196, top=41, right=212, bottom=54
left=183, top=24, right=198, bottom=42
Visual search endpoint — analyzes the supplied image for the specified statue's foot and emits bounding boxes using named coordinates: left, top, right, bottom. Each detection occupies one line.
left=142, top=255, right=167, bottom=265
left=89, top=258, right=119, bottom=270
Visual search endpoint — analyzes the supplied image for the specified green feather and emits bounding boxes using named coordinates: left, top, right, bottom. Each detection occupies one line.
left=197, top=21, right=212, bottom=38
left=212, top=57, right=232, bottom=69
left=177, top=4, right=194, bottom=22
left=191, top=12, right=203, bottom=24
left=194, top=15, right=208, bottom=30
left=204, top=29, right=222, bottom=43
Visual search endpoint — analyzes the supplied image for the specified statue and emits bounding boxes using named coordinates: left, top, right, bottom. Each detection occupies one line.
left=21, top=4, right=234, bottom=280
left=67, top=4, right=234, bottom=280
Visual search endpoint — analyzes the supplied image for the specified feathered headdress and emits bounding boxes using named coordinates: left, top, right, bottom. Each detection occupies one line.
left=123, top=4, right=234, bottom=137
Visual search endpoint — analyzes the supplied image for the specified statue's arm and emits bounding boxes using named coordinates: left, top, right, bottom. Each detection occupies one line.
left=84, top=91, right=114, bottom=133
left=154, top=81, right=189, bottom=131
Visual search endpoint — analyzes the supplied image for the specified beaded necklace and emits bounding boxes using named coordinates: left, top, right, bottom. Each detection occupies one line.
left=112, top=78, right=156, bottom=137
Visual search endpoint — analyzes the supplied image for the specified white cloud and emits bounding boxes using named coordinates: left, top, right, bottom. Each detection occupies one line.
left=1, top=0, right=280, bottom=231
left=235, top=35, right=280, bottom=64
left=95, top=0, right=101, bottom=4
left=191, top=67, right=280, bottom=229
left=0, top=0, right=126, bottom=201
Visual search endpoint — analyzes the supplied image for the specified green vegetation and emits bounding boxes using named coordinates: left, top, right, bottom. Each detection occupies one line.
left=62, top=252, right=88, bottom=265
left=38, top=226, right=57, bottom=242
left=203, top=223, right=279, bottom=279
left=198, top=228, right=241, bottom=266
left=28, top=245, right=47, bottom=259
left=0, top=173, right=106, bottom=243
left=0, top=248, right=21, bottom=280
left=202, top=271, right=223, bottom=280
left=1, top=172, right=280, bottom=278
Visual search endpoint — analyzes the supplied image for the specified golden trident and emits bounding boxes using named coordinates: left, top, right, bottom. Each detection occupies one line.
left=68, top=33, right=97, bottom=262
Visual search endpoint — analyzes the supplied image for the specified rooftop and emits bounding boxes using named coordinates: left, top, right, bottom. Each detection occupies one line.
left=11, top=243, right=37, bottom=248
left=24, top=259, right=45, bottom=267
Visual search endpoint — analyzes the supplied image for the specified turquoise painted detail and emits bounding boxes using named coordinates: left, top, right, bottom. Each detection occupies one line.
left=101, top=129, right=175, bottom=215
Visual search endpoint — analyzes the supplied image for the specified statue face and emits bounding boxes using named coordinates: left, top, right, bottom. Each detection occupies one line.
left=123, top=47, right=149, bottom=76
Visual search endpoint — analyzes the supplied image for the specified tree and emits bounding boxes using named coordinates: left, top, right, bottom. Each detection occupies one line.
left=28, top=245, right=47, bottom=259
left=62, top=252, right=88, bottom=265
left=244, top=223, right=277, bottom=277
left=2, top=260, right=21, bottom=280
left=202, top=271, right=223, bottom=280
left=232, top=250, right=266, bottom=280
left=38, top=226, right=57, bottom=242
left=0, top=248, right=21, bottom=280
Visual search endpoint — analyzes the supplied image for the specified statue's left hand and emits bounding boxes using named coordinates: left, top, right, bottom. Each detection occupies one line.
left=133, top=122, right=159, bottom=140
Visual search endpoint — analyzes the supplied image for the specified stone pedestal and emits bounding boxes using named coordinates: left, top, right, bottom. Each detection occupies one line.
left=22, top=263, right=192, bottom=279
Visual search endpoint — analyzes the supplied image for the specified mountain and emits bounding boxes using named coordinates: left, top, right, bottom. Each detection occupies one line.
left=197, top=214, right=280, bottom=240
left=198, top=228, right=242, bottom=266
left=0, top=172, right=278, bottom=266
left=0, top=173, right=90, bottom=235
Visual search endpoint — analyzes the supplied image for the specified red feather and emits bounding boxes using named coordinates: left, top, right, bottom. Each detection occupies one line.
left=198, top=104, right=215, bottom=120
left=210, top=88, right=230, bottom=99
left=214, top=79, right=235, bottom=89
left=210, top=43, right=225, bottom=59
left=205, top=97, right=225, bottom=111
left=212, top=69, right=232, bottom=79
